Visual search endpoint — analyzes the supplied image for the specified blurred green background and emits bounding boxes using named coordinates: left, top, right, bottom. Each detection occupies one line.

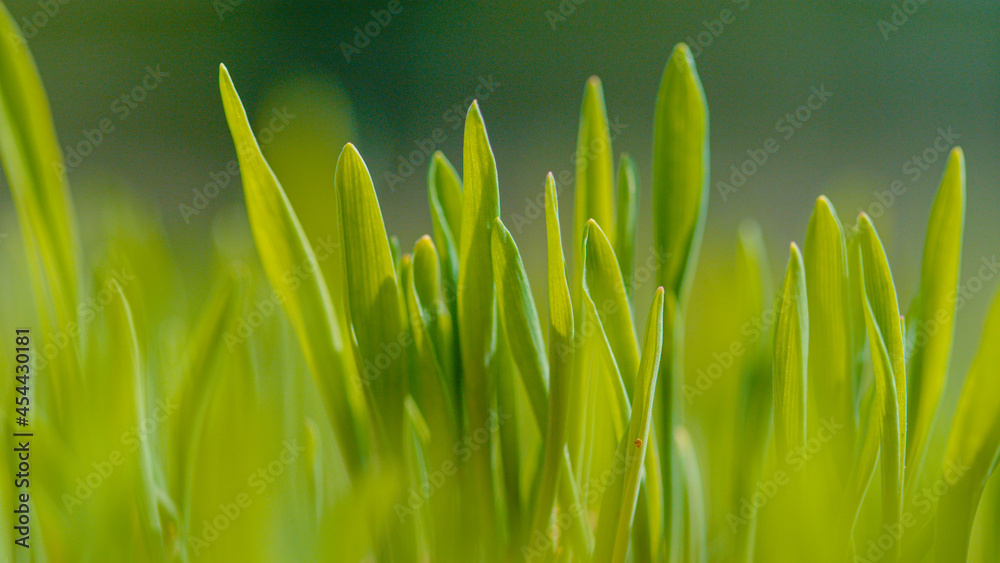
left=0, top=0, right=997, bottom=546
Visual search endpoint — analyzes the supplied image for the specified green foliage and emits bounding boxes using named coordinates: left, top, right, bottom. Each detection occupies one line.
left=3, top=12, right=1000, bottom=561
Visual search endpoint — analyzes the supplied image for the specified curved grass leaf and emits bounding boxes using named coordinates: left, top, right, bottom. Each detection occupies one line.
left=593, top=287, right=664, bottom=562
left=855, top=233, right=903, bottom=548
left=906, top=147, right=965, bottom=480
left=935, top=289, right=1000, bottom=560
left=583, top=219, right=639, bottom=393
left=428, top=151, right=463, bottom=291
left=803, top=197, right=853, bottom=463
left=572, top=76, right=616, bottom=309
left=0, top=1, right=82, bottom=433
left=491, top=217, right=549, bottom=428
left=336, top=142, right=409, bottom=456
left=457, top=99, right=501, bottom=549
left=773, top=243, right=808, bottom=458
left=652, top=43, right=709, bottom=300
left=219, top=64, right=365, bottom=475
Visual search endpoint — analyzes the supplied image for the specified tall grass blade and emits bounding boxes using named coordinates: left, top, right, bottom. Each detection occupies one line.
left=219, top=64, right=366, bottom=475
left=773, top=243, right=808, bottom=458
left=615, top=153, right=637, bottom=298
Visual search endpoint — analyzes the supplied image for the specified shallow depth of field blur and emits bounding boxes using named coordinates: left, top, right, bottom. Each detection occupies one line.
left=1, top=1, right=999, bottom=561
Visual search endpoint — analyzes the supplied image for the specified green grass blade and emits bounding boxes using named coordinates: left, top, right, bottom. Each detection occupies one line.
left=855, top=233, right=904, bottom=548
left=491, top=217, right=549, bottom=428
left=803, top=197, right=854, bottom=465
left=856, top=213, right=906, bottom=456
left=428, top=151, right=463, bottom=291
left=593, top=287, right=664, bottom=562
left=0, top=1, right=82, bottom=434
left=773, top=243, right=808, bottom=459
left=906, top=147, right=965, bottom=479
left=615, top=153, right=637, bottom=298
left=652, top=45, right=709, bottom=554
left=572, top=77, right=616, bottom=310
left=652, top=43, right=709, bottom=300
left=583, top=219, right=639, bottom=393
left=219, top=64, right=365, bottom=475
left=457, top=99, right=501, bottom=552
left=336, top=142, right=410, bottom=456
left=935, top=289, right=1000, bottom=560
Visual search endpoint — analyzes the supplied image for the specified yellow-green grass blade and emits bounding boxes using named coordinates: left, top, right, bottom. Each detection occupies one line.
left=615, top=153, right=637, bottom=299
left=773, top=243, right=808, bottom=459
left=935, top=289, right=1000, bottom=560
left=856, top=213, right=906, bottom=447
left=906, top=147, right=965, bottom=481
left=108, top=279, right=163, bottom=557
left=583, top=219, right=639, bottom=394
left=652, top=45, right=709, bottom=553
left=428, top=151, right=463, bottom=295
left=336, top=142, right=410, bottom=457
left=541, top=172, right=594, bottom=558
left=492, top=217, right=549, bottom=429
left=731, top=221, right=773, bottom=562
left=675, top=427, right=707, bottom=563
left=593, top=287, right=664, bottom=562
left=219, top=64, right=365, bottom=475
left=572, top=76, right=616, bottom=315
left=856, top=239, right=904, bottom=546
left=457, top=100, right=500, bottom=552
left=0, top=1, right=82, bottom=434
left=652, top=43, right=709, bottom=301
left=841, top=378, right=880, bottom=554
left=804, top=197, right=854, bottom=467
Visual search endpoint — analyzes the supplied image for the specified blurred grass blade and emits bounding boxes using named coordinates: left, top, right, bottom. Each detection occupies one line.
left=935, top=289, right=1000, bottom=560
left=0, top=1, right=82, bottom=433
left=219, top=64, right=365, bottom=475
left=457, top=100, right=501, bottom=551
left=109, top=279, right=163, bottom=556
left=906, top=147, right=965, bottom=480
left=773, top=243, right=808, bottom=458
left=572, top=76, right=616, bottom=310
left=336, top=142, right=409, bottom=455
left=491, top=217, right=549, bottom=428
left=675, top=427, right=707, bottom=563
left=593, top=287, right=664, bottom=562
left=840, top=378, right=881, bottom=554
left=803, top=197, right=854, bottom=465
left=615, top=153, right=637, bottom=298
left=856, top=236, right=904, bottom=546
